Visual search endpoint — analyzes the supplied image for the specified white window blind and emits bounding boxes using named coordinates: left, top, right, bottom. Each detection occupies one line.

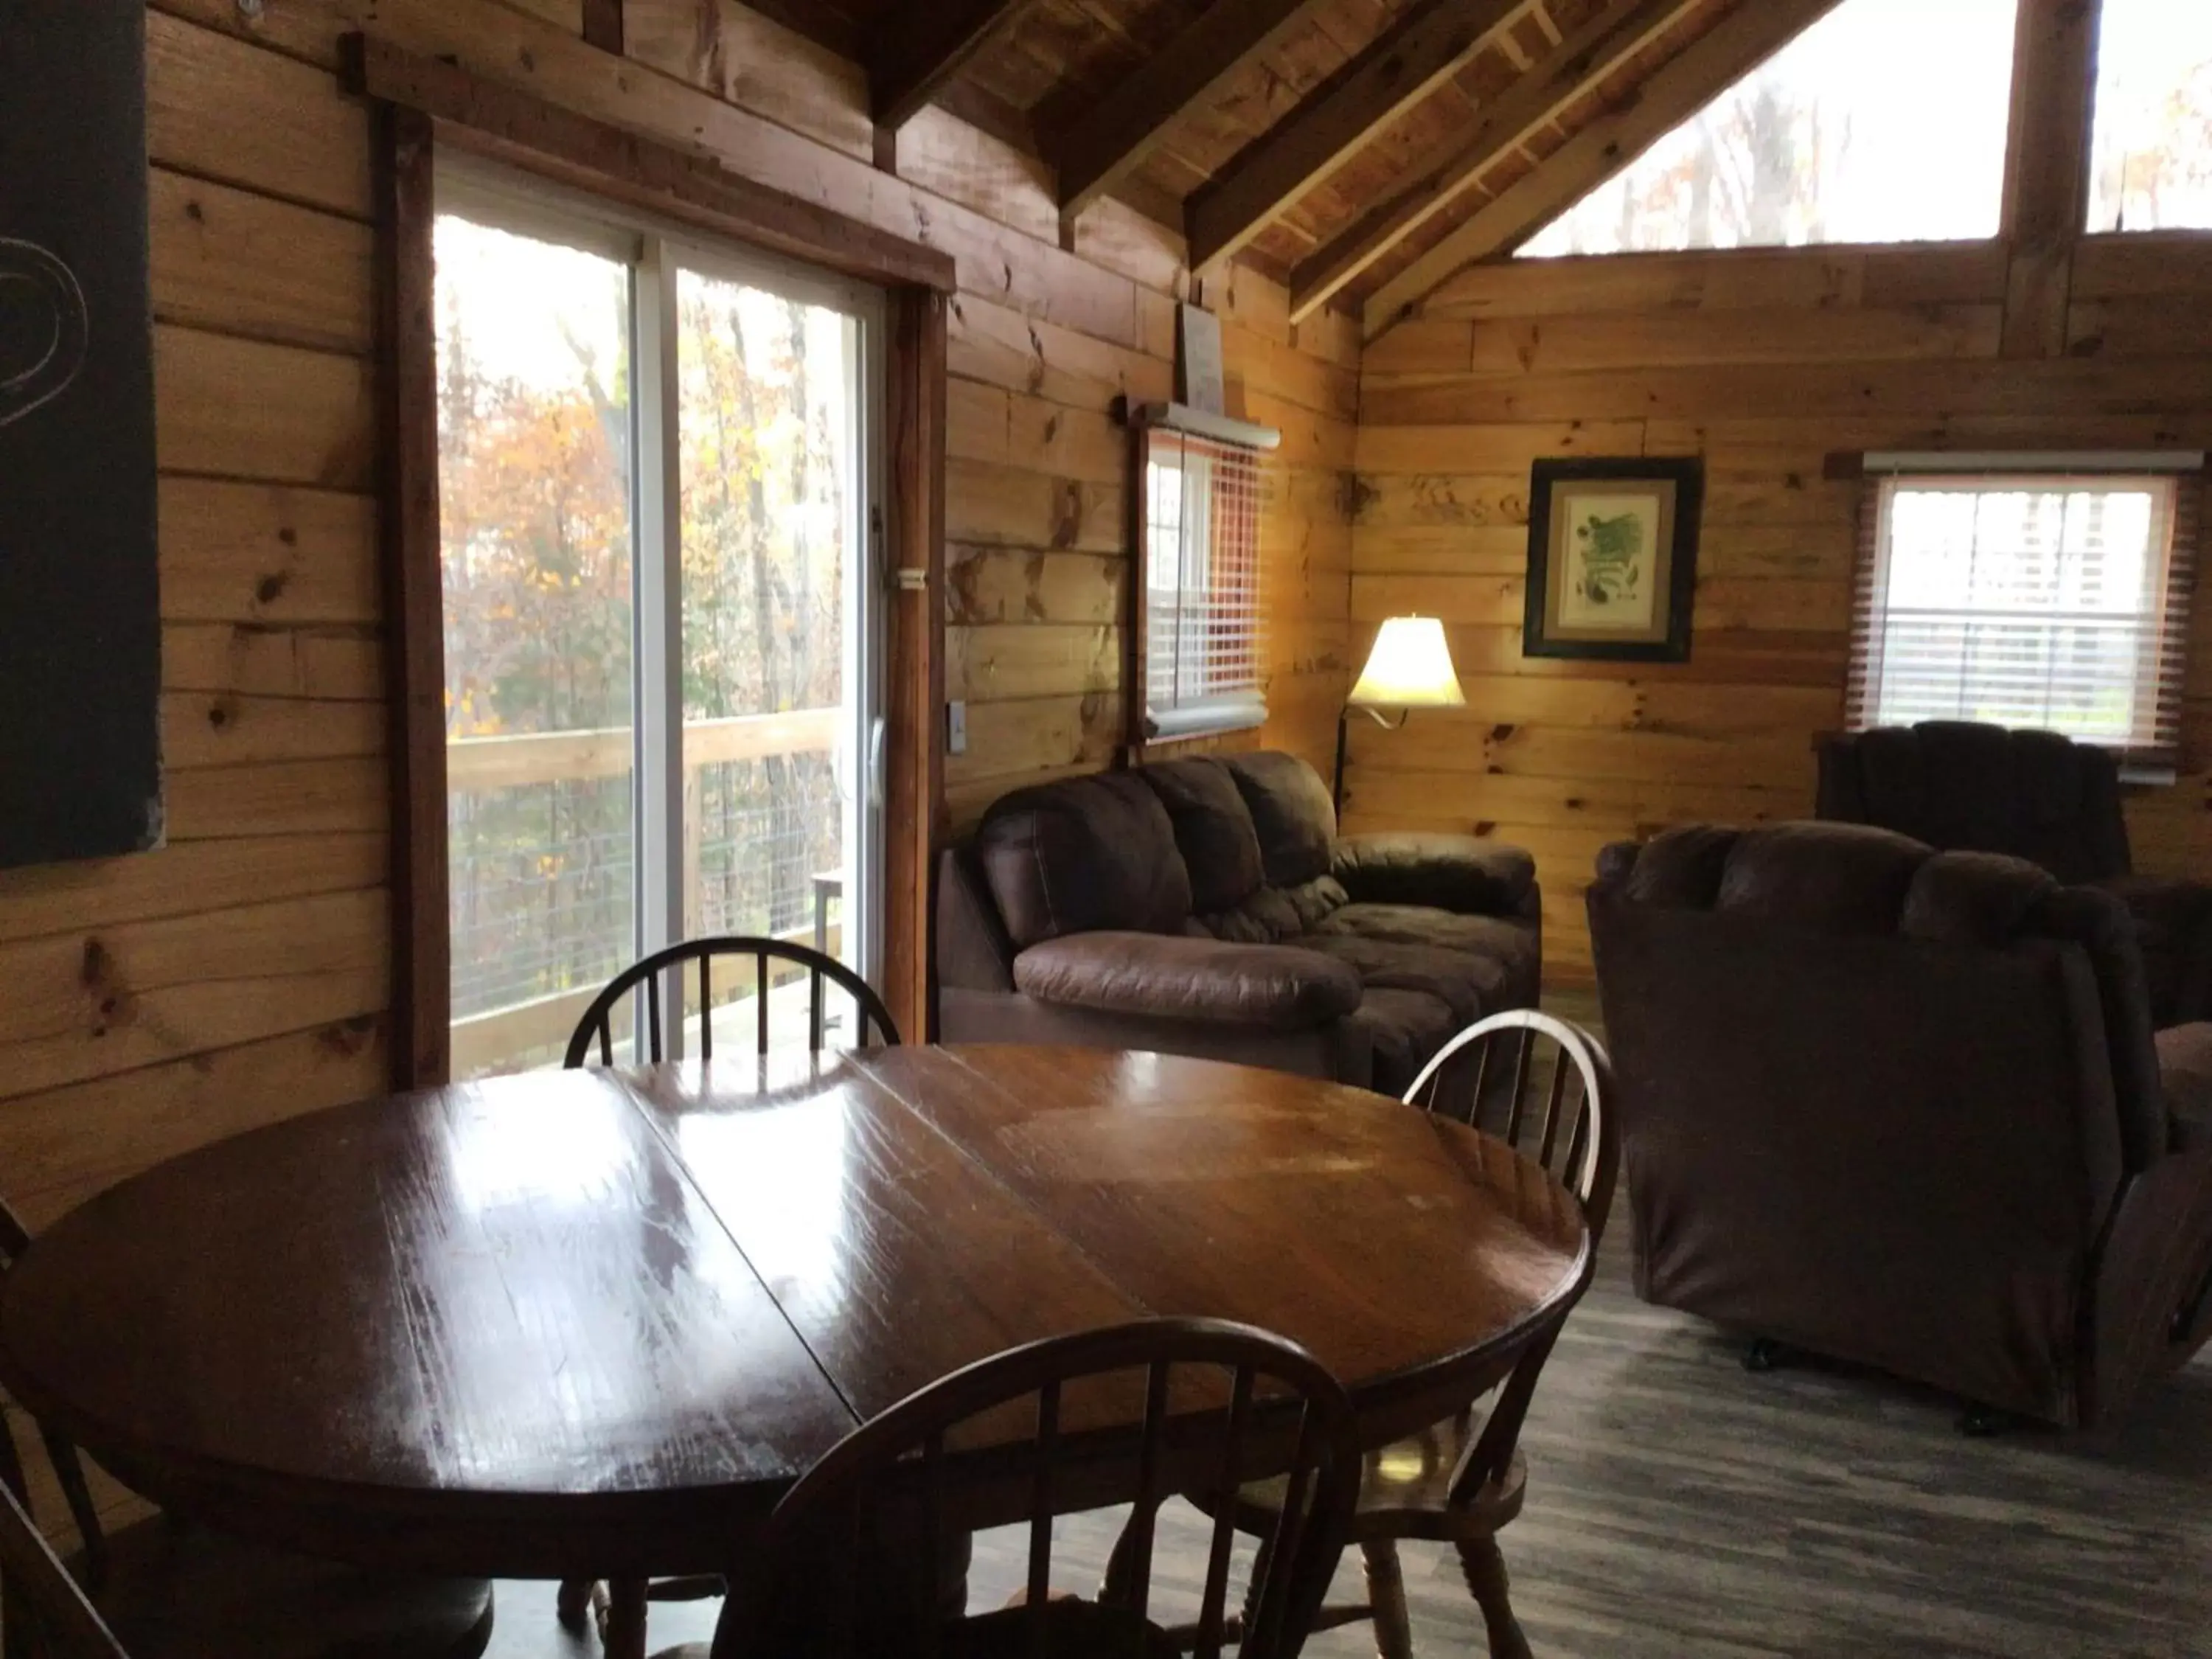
left=1142, top=428, right=1265, bottom=742
left=1846, top=471, right=2199, bottom=766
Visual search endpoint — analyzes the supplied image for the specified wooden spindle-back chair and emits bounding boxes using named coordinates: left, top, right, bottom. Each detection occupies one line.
left=715, top=1318, right=1361, bottom=1659
left=563, top=936, right=900, bottom=1069
left=0, top=1478, right=130, bottom=1659
left=1186, top=1011, right=1618, bottom=1659
left=557, top=937, right=900, bottom=1642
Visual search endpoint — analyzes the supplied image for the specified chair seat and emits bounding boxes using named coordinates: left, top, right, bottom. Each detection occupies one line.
left=1218, top=1413, right=1530, bottom=1544
left=72, top=1515, right=493, bottom=1659
left=653, top=1598, right=1181, bottom=1659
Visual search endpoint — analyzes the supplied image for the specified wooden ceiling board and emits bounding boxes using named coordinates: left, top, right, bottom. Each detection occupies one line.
left=1343, top=0, right=1733, bottom=307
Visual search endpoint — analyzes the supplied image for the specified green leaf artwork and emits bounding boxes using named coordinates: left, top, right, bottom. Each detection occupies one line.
left=1573, top=510, right=1645, bottom=608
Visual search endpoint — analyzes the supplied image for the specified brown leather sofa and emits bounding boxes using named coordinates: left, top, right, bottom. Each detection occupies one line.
left=1587, top=821, right=2212, bottom=1429
left=1818, top=720, right=2212, bottom=1024
left=937, top=751, right=1541, bottom=1093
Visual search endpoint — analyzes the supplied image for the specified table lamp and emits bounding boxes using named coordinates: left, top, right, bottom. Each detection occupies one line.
left=1334, top=615, right=1466, bottom=813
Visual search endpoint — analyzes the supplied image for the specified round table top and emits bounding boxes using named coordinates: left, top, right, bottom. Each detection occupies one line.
left=0, top=1045, right=1588, bottom=1578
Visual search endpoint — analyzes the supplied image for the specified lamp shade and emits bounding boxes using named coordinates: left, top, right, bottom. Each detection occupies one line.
left=1347, top=616, right=1466, bottom=709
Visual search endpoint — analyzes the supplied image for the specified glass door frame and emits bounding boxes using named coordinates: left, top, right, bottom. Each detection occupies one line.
left=434, top=156, right=889, bottom=1066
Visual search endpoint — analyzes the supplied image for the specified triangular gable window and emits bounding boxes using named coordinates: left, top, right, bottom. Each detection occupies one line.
left=2090, top=0, right=2212, bottom=232
left=1519, top=0, right=2018, bottom=259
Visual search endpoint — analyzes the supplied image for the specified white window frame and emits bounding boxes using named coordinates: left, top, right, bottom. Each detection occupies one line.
left=1848, top=453, right=2202, bottom=775
left=1138, top=427, right=1266, bottom=744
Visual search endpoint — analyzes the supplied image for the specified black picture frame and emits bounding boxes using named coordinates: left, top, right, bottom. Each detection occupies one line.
left=1523, top=456, right=1703, bottom=663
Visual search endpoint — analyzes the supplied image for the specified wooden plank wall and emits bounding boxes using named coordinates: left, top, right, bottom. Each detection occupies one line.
left=1352, top=238, right=2212, bottom=982
left=0, top=0, right=1354, bottom=1234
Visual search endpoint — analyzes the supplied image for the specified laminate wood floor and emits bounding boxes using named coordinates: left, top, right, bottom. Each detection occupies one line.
left=487, top=1233, right=2212, bottom=1659
left=487, top=1000, right=2212, bottom=1658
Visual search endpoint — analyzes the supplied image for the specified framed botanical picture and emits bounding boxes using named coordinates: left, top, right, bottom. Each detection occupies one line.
left=1523, top=457, right=1703, bottom=662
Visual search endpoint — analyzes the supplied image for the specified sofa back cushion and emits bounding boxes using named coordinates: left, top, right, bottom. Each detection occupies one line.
left=975, top=771, right=1191, bottom=949
left=1140, top=758, right=1265, bottom=914
left=1225, top=752, right=1335, bottom=887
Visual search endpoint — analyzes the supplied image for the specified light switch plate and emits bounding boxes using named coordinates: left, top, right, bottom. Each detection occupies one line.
left=947, top=700, right=968, bottom=756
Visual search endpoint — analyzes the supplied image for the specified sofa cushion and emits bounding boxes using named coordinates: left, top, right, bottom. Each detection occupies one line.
left=1301, top=936, right=1499, bottom=1028
left=1012, top=933, right=1361, bottom=1029
left=1140, top=758, right=1265, bottom=914
left=1224, top=752, right=1336, bottom=887
left=1334, top=834, right=1536, bottom=915
left=976, top=771, right=1190, bottom=950
left=1346, top=987, right=1460, bottom=1099
left=1192, top=874, right=1349, bottom=946
left=1314, top=904, right=1540, bottom=1006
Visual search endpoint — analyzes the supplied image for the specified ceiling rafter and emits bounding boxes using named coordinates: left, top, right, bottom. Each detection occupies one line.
left=1290, top=0, right=1703, bottom=322
left=1361, top=0, right=1851, bottom=338
left=1046, top=0, right=1338, bottom=221
left=1184, top=0, right=1531, bottom=275
left=870, top=0, right=1035, bottom=131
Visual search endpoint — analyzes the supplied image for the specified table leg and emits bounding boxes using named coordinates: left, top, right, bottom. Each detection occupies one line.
left=600, top=1576, right=649, bottom=1659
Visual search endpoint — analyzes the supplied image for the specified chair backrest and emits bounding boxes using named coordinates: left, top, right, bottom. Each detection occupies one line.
left=564, top=936, right=900, bottom=1068
left=1400, top=1009, right=1619, bottom=1245
left=725, top=1318, right=1360, bottom=1659
left=1399, top=1012, right=1619, bottom=1512
left=0, top=1198, right=107, bottom=1591
left=0, top=1439, right=126, bottom=1659
left=1815, top=721, right=2132, bottom=885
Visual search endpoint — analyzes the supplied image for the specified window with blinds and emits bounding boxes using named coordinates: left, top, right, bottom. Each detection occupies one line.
left=1846, top=469, right=2199, bottom=768
left=1141, top=427, right=1265, bottom=742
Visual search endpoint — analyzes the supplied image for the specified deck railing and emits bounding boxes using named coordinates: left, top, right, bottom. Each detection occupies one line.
left=447, top=706, right=843, bottom=1076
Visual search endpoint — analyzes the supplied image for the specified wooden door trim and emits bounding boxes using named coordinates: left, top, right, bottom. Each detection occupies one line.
left=884, top=291, right=949, bottom=1043
left=341, top=35, right=956, bottom=296
left=371, top=102, right=451, bottom=1090
left=361, top=46, right=950, bottom=1085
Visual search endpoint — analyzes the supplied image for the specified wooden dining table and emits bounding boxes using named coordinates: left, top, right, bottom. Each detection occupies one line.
left=0, top=1043, right=1589, bottom=1658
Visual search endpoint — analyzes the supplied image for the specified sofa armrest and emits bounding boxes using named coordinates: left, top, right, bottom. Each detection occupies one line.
left=1011, top=933, right=1361, bottom=1031
left=1332, top=833, right=1536, bottom=915
left=2102, top=875, right=2212, bottom=1026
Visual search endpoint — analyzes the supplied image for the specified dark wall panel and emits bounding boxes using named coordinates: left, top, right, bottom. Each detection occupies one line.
left=0, top=0, right=161, bottom=868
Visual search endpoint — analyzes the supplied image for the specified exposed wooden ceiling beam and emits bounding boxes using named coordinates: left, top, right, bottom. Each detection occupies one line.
left=872, top=0, right=1032, bottom=131
left=1287, top=0, right=1700, bottom=322
left=581, top=0, right=622, bottom=55
left=1048, top=0, right=1336, bottom=220
left=1999, top=0, right=2102, bottom=357
left=1361, top=0, right=1850, bottom=338
left=1184, top=0, right=1530, bottom=274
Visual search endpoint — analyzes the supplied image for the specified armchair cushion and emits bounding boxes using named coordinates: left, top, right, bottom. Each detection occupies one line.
left=1332, top=833, right=1536, bottom=915
left=1011, top=933, right=1361, bottom=1030
left=1820, top=721, right=2132, bottom=883
left=2104, top=875, right=2212, bottom=1028
left=2159, top=1024, right=2212, bottom=1153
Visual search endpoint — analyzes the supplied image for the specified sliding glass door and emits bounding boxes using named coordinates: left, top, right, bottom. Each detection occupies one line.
left=433, top=167, right=883, bottom=1077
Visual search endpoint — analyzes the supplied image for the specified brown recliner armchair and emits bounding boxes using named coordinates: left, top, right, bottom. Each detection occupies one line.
left=1818, top=721, right=2212, bottom=1025
left=1587, top=821, right=2212, bottom=1429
